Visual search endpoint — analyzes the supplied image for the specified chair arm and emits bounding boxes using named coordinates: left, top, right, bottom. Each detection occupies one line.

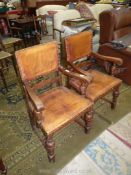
left=91, top=52, right=123, bottom=66
left=59, top=66, right=92, bottom=84
left=68, top=62, right=93, bottom=82
left=10, top=27, right=22, bottom=30
left=24, top=84, right=44, bottom=112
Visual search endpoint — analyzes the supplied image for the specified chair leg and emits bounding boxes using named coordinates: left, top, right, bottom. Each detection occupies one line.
left=0, top=158, right=7, bottom=175
left=84, top=108, right=93, bottom=134
left=111, top=86, right=120, bottom=109
left=11, top=56, right=18, bottom=77
left=0, top=70, right=8, bottom=91
left=45, top=135, right=55, bottom=162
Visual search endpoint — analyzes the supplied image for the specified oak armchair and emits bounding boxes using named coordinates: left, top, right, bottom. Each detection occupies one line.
left=65, top=31, right=122, bottom=109
left=15, top=41, right=93, bottom=162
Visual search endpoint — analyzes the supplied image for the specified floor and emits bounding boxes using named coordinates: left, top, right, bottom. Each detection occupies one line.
left=58, top=112, right=131, bottom=175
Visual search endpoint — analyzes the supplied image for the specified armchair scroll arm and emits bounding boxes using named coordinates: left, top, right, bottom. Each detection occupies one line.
left=59, top=66, right=93, bottom=84
left=91, top=52, right=125, bottom=76
left=24, top=83, right=44, bottom=112
left=91, top=52, right=123, bottom=66
left=68, top=62, right=93, bottom=82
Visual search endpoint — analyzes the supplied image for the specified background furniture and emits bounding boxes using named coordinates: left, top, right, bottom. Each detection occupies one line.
left=36, top=5, right=67, bottom=36
left=85, top=3, right=113, bottom=27
left=0, top=50, right=13, bottom=91
left=53, top=9, right=81, bottom=40
left=36, top=0, right=79, bottom=7
left=65, top=31, right=122, bottom=110
left=0, top=33, right=22, bottom=87
left=76, top=2, right=113, bottom=51
left=7, top=16, right=41, bottom=46
left=99, top=7, right=131, bottom=44
left=15, top=41, right=93, bottom=162
left=99, top=34, right=131, bottom=85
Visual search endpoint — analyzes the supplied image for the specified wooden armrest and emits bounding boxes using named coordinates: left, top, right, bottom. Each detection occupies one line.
left=25, top=83, right=44, bottom=112
left=10, top=27, right=22, bottom=30
left=68, top=62, right=93, bottom=82
left=59, top=66, right=92, bottom=84
left=53, top=28, right=64, bottom=33
left=91, top=52, right=123, bottom=66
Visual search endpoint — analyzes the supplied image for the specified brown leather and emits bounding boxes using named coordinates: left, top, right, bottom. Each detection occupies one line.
left=70, top=70, right=122, bottom=101
left=99, top=7, right=131, bottom=44
left=40, top=87, right=92, bottom=134
left=15, top=42, right=59, bottom=81
left=65, top=31, right=92, bottom=62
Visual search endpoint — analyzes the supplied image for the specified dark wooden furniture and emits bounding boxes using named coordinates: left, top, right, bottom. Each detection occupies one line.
left=7, top=16, right=41, bottom=46
left=0, top=33, right=22, bottom=90
left=99, top=34, right=131, bottom=85
left=64, top=31, right=122, bottom=109
left=0, top=158, right=7, bottom=175
left=36, top=0, right=78, bottom=7
left=15, top=41, right=93, bottom=162
left=0, top=30, right=23, bottom=52
left=99, top=7, right=131, bottom=45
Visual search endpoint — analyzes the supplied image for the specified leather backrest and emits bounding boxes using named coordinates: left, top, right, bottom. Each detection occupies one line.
left=15, top=41, right=59, bottom=81
left=65, top=31, right=92, bottom=62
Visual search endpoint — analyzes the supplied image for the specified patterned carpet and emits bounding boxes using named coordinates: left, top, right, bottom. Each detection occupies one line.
left=58, top=113, right=131, bottom=175
left=0, top=69, right=131, bottom=175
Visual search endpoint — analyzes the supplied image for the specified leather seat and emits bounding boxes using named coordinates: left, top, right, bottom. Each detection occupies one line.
left=70, top=69, right=122, bottom=101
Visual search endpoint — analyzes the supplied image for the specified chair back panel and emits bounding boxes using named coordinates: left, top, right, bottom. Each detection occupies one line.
left=15, top=41, right=59, bottom=81
left=65, top=31, right=92, bottom=63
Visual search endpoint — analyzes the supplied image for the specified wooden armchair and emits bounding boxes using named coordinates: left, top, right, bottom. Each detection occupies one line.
left=64, top=31, right=123, bottom=109
left=15, top=41, right=93, bottom=162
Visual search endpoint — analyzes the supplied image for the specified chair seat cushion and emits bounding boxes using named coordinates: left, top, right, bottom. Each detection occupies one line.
left=70, top=70, right=122, bottom=101
left=40, top=87, right=92, bottom=134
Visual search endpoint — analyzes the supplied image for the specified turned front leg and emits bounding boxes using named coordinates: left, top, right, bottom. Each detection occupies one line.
left=45, top=135, right=55, bottom=162
left=84, top=108, right=93, bottom=134
left=111, top=86, right=120, bottom=109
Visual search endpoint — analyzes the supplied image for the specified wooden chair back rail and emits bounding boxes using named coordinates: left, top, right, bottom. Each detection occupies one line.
left=30, top=75, right=62, bottom=91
